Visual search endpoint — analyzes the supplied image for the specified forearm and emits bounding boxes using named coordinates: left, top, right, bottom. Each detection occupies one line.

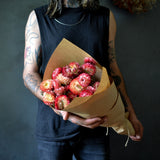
left=23, top=71, right=43, bottom=101
left=111, top=67, right=136, bottom=116
left=108, top=41, right=136, bottom=116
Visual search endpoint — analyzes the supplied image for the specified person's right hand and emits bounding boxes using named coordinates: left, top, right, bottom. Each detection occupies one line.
left=53, top=109, right=107, bottom=129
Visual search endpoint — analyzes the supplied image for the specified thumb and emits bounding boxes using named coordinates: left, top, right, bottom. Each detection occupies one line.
left=61, top=111, right=70, bottom=121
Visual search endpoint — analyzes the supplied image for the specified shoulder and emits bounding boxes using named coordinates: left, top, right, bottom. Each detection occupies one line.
left=85, top=5, right=109, bottom=16
left=25, top=10, right=40, bottom=35
left=96, top=6, right=110, bottom=15
left=27, top=10, right=36, bottom=20
left=26, top=4, right=48, bottom=22
left=99, top=6, right=110, bottom=12
left=34, top=4, right=48, bottom=15
left=109, top=10, right=117, bottom=40
left=109, top=10, right=117, bottom=30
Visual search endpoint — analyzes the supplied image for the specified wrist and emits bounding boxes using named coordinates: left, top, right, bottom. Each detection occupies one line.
left=127, top=108, right=137, bottom=121
left=125, top=96, right=134, bottom=111
left=37, top=87, right=43, bottom=101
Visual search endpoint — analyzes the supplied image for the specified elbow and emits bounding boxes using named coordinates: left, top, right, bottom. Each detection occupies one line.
left=23, top=70, right=28, bottom=88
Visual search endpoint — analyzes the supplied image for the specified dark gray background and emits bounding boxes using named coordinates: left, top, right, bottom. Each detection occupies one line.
left=0, top=0, right=160, bottom=159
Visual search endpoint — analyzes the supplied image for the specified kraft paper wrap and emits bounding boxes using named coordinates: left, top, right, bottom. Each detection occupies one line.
left=43, top=38, right=135, bottom=136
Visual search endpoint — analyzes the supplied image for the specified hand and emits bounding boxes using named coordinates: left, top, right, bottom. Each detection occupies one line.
left=129, top=113, right=144, bottom=141
left=53, top=108, right=107, bottom=129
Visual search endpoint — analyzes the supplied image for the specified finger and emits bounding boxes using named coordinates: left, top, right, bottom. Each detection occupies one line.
left=69, top=114, right=103, bottom=126
left=70, top=114, right=103, bottom=125
left=61, top=111, right=70, bottom=121
left=102, top=116, right=108, bottom=123
left=130, top=123, right=143, bottom=141
left=83, top=120, right=104, bottom=129
left=136, top=123, right=144, bottom=140
left=130, top=135, right=141, bottom=141
left=130, top=126, right=140, bottom=141
left=83, top=117, right=104, bottom=125
left=85, top=116, right=108, bottom=127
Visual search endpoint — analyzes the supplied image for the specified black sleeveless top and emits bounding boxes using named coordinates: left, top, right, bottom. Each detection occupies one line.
left=35, top=5, right=110, bottom=141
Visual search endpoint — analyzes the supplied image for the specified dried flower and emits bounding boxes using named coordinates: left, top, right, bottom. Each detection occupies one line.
left=113, top=0, right=157, bottom=13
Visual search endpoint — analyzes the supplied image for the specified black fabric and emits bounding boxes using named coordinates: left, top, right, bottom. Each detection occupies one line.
left=35, top=5, right=110, bottom=141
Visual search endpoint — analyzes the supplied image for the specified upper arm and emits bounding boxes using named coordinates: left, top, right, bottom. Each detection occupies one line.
left=108, top=11, right=119, bottom=73
left=108, top=11, right=117, bottom=62
left=109, top=11, right=117, bottom=46
left=23, top=10, right=42, bottom=75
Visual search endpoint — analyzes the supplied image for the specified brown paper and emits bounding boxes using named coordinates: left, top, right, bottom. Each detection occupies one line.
left=43, top=38, right=135, bottom=136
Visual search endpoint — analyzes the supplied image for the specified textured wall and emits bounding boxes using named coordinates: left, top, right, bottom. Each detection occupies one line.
left=0, top=0, right=159, bottom=159
left=101, top=0, right=160, bottom=160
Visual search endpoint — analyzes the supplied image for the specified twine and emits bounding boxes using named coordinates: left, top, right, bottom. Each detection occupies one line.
left=106, top=126, right=109, bottom=136
left=125, top=128, right=130, bottom=147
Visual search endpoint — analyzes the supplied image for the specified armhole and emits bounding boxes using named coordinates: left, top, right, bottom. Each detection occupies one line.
left=107, top=9, right=110, bottom=45
left=34, top=5, right=48, bottom=44
left=33, top=9, right=43, bottom=75
left=102, top=7, right=110, bottom=45
left=34, top=9, right=42, bottom=44
left=106, top=8, right=111, bottom=75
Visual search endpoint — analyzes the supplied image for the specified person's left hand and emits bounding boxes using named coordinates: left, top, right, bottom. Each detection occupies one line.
left=129, top=113, right=144, bottom=141
left=52, top=109, right=107, bottom=129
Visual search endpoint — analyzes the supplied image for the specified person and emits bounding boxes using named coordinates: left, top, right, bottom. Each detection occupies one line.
left=23, top=0, right=144, bottom=159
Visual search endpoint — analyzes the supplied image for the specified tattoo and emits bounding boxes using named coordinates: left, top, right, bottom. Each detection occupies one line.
left=64, top=0, right=81, bottom=8
left=24, top=47, right=34, bottom=66
left=107, top=41, right=128, bottom=111
left=112, top=75, right=121, bottom=86
left=24, top=46, right=31, bottom=59
left=25, top=12, right=39, bottom=44
left=26, top=32, right=39, bottom=45
left=118, top=89, right=128, bottom=111
left=111, top=74, right=128, bottom=110
left=108, top=40, right=116, bottom=63
left=24, top=11, right=42, bottom=70
left=24, top=45, right=42, bottom=69
left=24, top=73, right=40, bottom=93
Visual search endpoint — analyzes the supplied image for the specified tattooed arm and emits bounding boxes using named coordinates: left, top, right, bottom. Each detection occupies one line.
left=23, top=10, right=43, bottom=101
left=108, top=11, right=143, bottom=141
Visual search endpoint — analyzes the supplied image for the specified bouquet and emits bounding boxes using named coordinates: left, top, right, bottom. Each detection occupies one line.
left=41, top=38, right=135, bottom=136
left=40, top=57, right=100, bottom=110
